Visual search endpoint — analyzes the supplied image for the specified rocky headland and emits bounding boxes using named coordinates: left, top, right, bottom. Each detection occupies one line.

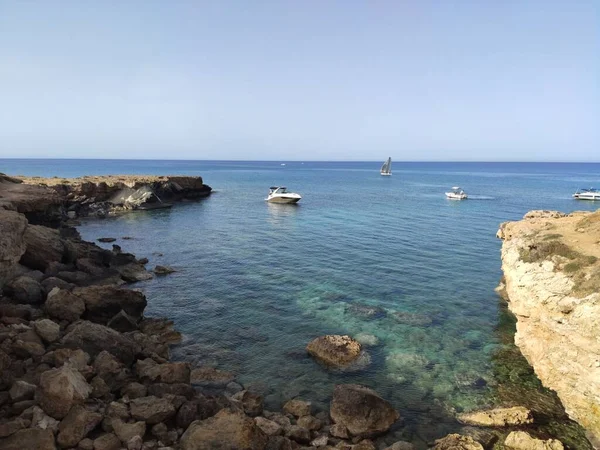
left=0, top=174, right=589, bottom=450
left=497, top=209, right=600, bottom=448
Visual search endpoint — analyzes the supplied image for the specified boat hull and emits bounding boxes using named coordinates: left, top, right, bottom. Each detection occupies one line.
left=266, top=196, right=301, bottom=204
left=380, top=173, right=391, bottom=176
left=573, top=194, right=600, bottom=201
left=445, top=193, right=467, bottom=200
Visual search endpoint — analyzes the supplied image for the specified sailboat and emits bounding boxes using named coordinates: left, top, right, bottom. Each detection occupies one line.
left=380, top=157, right=392, bottom=176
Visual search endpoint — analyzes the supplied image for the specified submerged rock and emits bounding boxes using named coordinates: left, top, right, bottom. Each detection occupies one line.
left=329, top=384, right=399, bottom=438
left=154, top=265, right=176, bottom=275
left=306, top=335, right=365, bottom=369
left=458, top=406, right=534, bottom=427
left=432, top=433, right=484, bottom=450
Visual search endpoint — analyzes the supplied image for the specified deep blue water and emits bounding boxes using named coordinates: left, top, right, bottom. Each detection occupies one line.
left=2, top=159, right=599, bottom=445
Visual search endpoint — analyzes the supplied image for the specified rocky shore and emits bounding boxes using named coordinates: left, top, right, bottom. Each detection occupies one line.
left=0, top=174, right=589, bottom=450
left=3, top=174, right=212, bottom=223
left=497, top=209, right=600, bottom=448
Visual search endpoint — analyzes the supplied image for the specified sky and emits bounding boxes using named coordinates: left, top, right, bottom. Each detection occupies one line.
left=0, top=1, right=598, bottom=161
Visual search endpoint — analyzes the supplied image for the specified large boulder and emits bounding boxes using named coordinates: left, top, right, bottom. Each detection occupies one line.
left=136, top=358, right=190, bottom=384
left=20, top=224, right=67, bottom=271
left=56, top=404, right=102, bottom=447
left=306, top=335, right=364, bottom=369
left=504, top=431, right=564, bottom=450
left=458, top=406, right=534, bottom=427
left=0, top=210, right=27, bottom=288
left=60, top=321, right=141, bottom=364
left=3, top=275, right=44, bottom=304
left=181, top=408, right=268, bottom=450
left=130, top=395, right=176, bottom=424
left=0, top=428, right=56, bottom=450
left=36, top=364, right=92, bottom=419
left=75, top=285, right=147, bottom=323
left=45, top=288, right=85, bottom=322
left=329, top=384, right=399, bottom=438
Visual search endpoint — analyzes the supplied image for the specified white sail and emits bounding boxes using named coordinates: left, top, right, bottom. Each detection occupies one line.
left=380, top=157, right=392, bottom=175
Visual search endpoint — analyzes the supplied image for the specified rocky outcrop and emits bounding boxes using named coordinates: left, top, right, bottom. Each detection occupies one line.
left=329, top=384, right=399, bottom=438
left=15, top=174, right=212, bottom=218
left=504, top=431, right=564, bottom=450
left=498, top=209, right=600, bottom=447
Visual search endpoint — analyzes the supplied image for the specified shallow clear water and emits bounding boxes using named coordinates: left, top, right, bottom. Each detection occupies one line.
left=3, top=159, right=599, bottom=445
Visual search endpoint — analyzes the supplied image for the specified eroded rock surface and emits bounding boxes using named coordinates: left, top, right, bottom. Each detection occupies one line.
left=498, top=210, right=600, bottom=445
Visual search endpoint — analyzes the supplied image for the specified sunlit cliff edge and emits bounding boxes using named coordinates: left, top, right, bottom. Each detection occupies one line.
left=497, top=209, right=600, bottom=447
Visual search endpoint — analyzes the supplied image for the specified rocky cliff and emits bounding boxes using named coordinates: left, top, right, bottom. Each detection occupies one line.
left=497, top=209, right=600, bottom=447
left=10, top=174, right=212, bottom=221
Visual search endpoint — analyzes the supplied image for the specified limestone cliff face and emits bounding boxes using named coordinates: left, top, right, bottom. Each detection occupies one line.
left=497, top=210, right=600, bottom=447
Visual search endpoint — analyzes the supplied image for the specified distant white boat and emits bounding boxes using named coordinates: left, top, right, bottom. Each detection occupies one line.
left=445, top=186, right=467, bottom=200
left=266, top=186, right=301, bottom=204
left=281, top=163, right=286, bottom=166
left=573, top=187, right=600, bottom=201
left=380, top=157, right=392, bottom=176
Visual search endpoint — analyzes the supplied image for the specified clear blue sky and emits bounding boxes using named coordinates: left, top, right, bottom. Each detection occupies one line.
left=0, top=1, right=598, bottom=161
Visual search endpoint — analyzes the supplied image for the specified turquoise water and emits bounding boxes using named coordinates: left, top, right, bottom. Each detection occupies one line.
left=2, top=159, right=599, bottom=445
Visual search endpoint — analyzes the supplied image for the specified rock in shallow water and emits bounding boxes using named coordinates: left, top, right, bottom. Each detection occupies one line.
left=306, top=335, right=366, bottom=370
left=458, top=406, right=533, bottom=427
left=329, top=384, right=399, bottom=439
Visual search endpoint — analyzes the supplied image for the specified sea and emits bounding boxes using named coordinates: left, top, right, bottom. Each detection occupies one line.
left=2, top=159, right=599, bottom=447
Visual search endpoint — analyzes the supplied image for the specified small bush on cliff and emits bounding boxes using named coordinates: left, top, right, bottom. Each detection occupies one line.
left=519, top=241, right=580, bottom=264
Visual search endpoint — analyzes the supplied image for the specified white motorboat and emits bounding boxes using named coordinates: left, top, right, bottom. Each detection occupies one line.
left=573, top=188, right=600, bottom=201
left=445, top=186, right=467, bottom=200
left=380, top=157, right=392, bottom=176
left=266, top=186, right=301, bottom=204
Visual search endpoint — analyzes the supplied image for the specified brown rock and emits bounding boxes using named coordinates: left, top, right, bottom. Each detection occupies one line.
left=121, top=382, right=147, bottom=399
left=180, top=408, right=267, bottom=450
left=306, top=335, right=362, bottom=368
left=297, top=415, right=322, bottom=431
left=3, top=276, right=43, bottom=304
left=329, top=384, right=399, bottom=438
left=190, top=366, right=234, bottom=387
left=254, top=417, right=283, bottom=436
left=458, top=406, right=534, bottom=427
left=153, top=265, right=176, bottom=275
left=61, top=321, right=141, bottom=364
left=9, top=380, right=36, bottom=402
left=0, top=428, right=56, bottom=450
left=130, top=396, right=176, bottom=424
left=504, top=431, right=564, bottom=450
left=112, top=418, right=146, bottom=445
left=329, top=423, right=349, bottom=439
left=45, top=288, right=85, bottom=322
left=282, top=399, right=312, bottom=417
left=30, top=405, right=60, bottom=433
left=57, top=404, right=103, bottom=448
left=285, top=425, right=310, bottom=444
left=33, top=319, right=61, bottom=343
left=0, top=418, right=30, bottom=438
left=37, top=364, right=92, bottom=419
left=136, top=358, right=190, bottom=384
left=20, top=224, right=66, bottom=271
left=107, top=310, right=138, bottom=332
left=93, top=432, right=122, bottom=450
left=432, top=434, right=484, bottom=450
left=0, top=210, right=27, bottom=288
left=75, top=285, right=147, bottom=323
left=147, top=382, right=195, bottom=399
left=176, top=400, right=199, bottom=429
left=383, top=441, right=415, bottom=450
left=232, top=390, right=264, bottom=417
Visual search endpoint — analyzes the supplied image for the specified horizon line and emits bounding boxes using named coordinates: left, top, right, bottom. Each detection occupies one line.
left=1, top=157, right=600, bottom=164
